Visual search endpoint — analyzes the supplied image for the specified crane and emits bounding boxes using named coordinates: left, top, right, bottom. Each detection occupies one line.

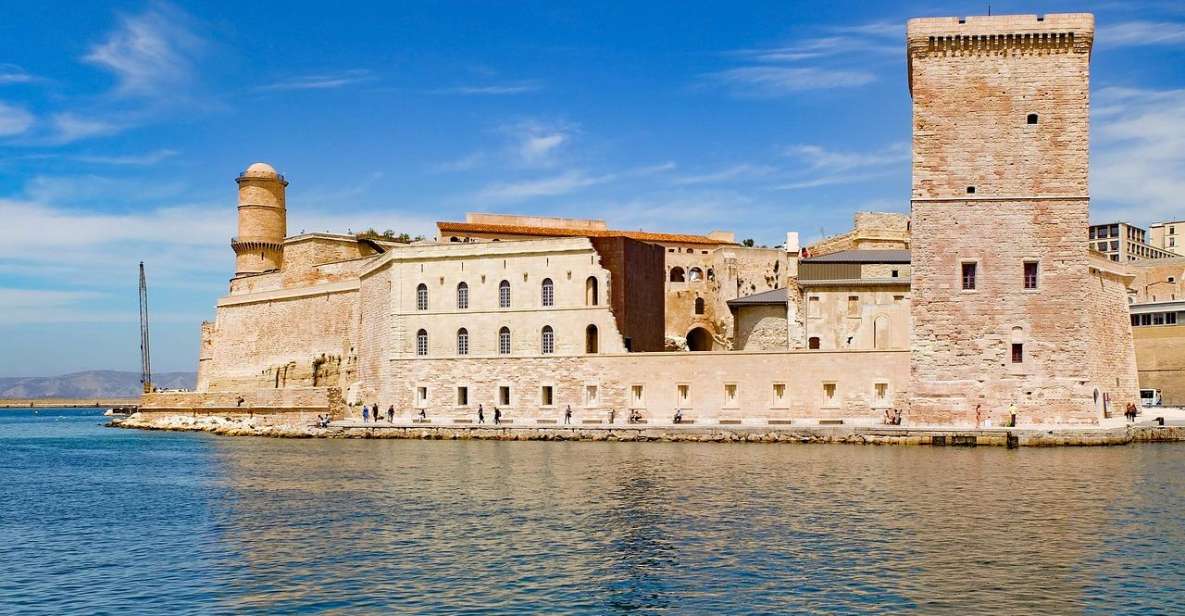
left=139, top=261, right=153, bottom=394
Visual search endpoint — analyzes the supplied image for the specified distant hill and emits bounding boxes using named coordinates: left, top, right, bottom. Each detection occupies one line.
left=0, top=371, right=197, bottom=399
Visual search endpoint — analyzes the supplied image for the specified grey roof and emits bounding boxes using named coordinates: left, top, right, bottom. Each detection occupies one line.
left=727, top=287, right=787, bottom=307
left=802, top=249, right=911, bottom=264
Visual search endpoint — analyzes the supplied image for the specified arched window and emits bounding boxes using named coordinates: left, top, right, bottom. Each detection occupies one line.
left=499, top=326, right=511, bottom=355
left=585, top=276, right=599, bottom=306
left=694, top=297, right=705, bottom=315
left=688, top=267, right=703, bottom=282
left=1027, top=113, right=1039, bottom=125
left=541, top=325, right=555, bottom=354
left=585, top=324, right=599, bottom=354
left=669, top=267, right=685, bottom=283
left=416, top=329, right=428, bottom=356
left=499, top=280, right=511, bottom=308
left=456, top=282, right=469, bottom=310
left=416, top=283, right=428, bottom=311
left=808, top=337, right=820, bottom=350
left=456, top=328, right=469, bottom=355
left=541, top=278, right=554, bottom=307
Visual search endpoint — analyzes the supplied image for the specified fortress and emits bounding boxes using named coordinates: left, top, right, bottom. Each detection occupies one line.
left=141, top=13, right=1141, bottom=428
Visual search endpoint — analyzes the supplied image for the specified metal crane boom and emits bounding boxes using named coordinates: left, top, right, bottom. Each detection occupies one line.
left=139, top=261, right=152, bottom=394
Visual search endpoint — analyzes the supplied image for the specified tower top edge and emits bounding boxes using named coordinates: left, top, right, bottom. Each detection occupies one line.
left=907, top=13, right=1094, bottom=39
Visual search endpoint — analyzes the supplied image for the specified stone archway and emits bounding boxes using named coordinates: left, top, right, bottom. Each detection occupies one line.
left=687, top=327, right=713, bottom=351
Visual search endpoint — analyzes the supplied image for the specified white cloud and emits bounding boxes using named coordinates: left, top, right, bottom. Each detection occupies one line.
left=0, top=101, right=34, bottom=136
left=430, top=152, right=486, bottom=173
left=82, top=2, right=206, bottom=98
left=256, top=69, right=374, bottom=92
left=48, top=112, right=123, bottom=143
left=1092, top=87, right=1185, bottom=224
left=783, top=142, right=910, bottom=172
left=434, top=81, right=542, bottom=95
left=477, top=171, right=604, bottom=201
left=0, top=64, right=38, bottom=85
left=504, top=120, right=574, bottom=166
left=708, top=66, right=876, bottom=97
left=73, top=149, right=178, bottom=166
left=1098, top=21, right=1185, bottom=47
left=671, top=164, right=775, bottom=185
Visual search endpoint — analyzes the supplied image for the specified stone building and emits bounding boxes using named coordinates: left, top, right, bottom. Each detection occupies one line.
left=1149, top=221, right=1185, bottom=256
left=150, top=12, right=1141, bottom=429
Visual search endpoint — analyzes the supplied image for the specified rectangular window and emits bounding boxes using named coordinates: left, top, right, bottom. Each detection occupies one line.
left=1153, top=313, right=1165, bottom=326
left=456, top=386, right=469, bottom=406
left=498, top=386, right=511, bottom=406
left=1024, top=261, right=1038, bottom=290
left=724, top=383, right=738, bottom=408
left=891, top=269, right=899, bottom=278
left=1171, top=237, right=1177, bottom=248
left=630, top=385, right=644, bottom=408
left=584, top=384, right=599, bottom=407
left=893, top=295, right=904, bottom=303
left=541, top=385, right=554, bottom=407
left=961, top=262, right=977, bottom=290
left=1169, top=313, right=1179, bottom=325
left=822, top=382, right=837, bottom=406
left=875, top=382, right=888, bottom=402
left=1111, top=240, right=1119, bottom=252
left=1011, top=343, right=1023, bottom=363
left=1132, top=314, right=1139, bottom=327
left=808, top=296, right=820, bottom=317
left=416, top=386, right=428, bottom=407
left=676, top=384, right=689, bottom=406
left=847, top=295, right=859, bottom=317
left=772, top=383, right=787, bottom=407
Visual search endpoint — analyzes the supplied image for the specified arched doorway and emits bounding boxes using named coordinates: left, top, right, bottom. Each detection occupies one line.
left=687, top=327, right=713, bottom=351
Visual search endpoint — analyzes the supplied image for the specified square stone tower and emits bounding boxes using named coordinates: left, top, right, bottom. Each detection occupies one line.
left=907, top=14, right=1138, bottom=424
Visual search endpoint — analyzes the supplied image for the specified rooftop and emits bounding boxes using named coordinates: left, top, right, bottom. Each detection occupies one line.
left=802, top=249, right=911, bottom=264
left=437, top=220, right=733, bottom=246
left=727, top=287, right=787, bottom=307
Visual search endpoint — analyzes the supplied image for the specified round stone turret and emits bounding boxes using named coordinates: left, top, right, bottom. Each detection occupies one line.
left=232, top=162, right=288, bottom=276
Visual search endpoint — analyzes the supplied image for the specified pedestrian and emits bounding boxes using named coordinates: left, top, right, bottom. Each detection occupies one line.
left=1008, top=402, right=1017, bottom=428
left=673, top=408, right=683, bottom=424
left=564, top=405, right=572, bottom=424
left=478, top=404, right=485, bottom=424
left=362, top=404, right=370, bottom=423
left=494, top=407, right=501, bottom=425
left=373, top=402, right=380, bottom=422
left=975, top=404, right=982, bottom=428
left=387, top=405, right=394, bottom=423
left=419, top=408, right=427, bottom=420
left=608, top=408, right=616, bottom=424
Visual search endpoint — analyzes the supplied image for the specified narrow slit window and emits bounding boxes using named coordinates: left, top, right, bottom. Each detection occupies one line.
left=962, top=262, right=977, bottom=290
left=1024, top=262, right=1038, bottom=289
left=1012, top=343, right=1024, bottom=363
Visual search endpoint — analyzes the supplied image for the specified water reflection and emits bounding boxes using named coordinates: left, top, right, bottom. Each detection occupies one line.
left=2, top=410, right=1183, bottom=615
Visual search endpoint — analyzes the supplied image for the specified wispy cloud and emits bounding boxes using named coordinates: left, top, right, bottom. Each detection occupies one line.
left=73, top=149, right=179, bottom=166
left=475, top=162, right=675, bottom=203
left=256, top=69, right=374, bottom=92
left=671, top=164, right=775, bottom=185
left=708, top=66, right=875, bottom=97
left=1098, top=21, right=1185, bottom=47
left=82, top=2, right=206, bottom=98
left=46, top=113, right=123, bottom=144
left=430, top=152, right=486, bottom=173
left=783, top=142, right=909, bottom=172
left=500, top=119, right=577, bottom=167
left=0, top=64, right=39, bottom=85
left=1092, top=87, right=1185, bottom=224
left=0, top=101, right=35, bottom=136
left=434, top=81, right=542, bottom=95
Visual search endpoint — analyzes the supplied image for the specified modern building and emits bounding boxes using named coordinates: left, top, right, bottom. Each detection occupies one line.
left=1129, top=300, right=1185, bottom=406
left=1149, top=221, right=1185, bottom=256
left=1088, top=222, right=1176, bottom=262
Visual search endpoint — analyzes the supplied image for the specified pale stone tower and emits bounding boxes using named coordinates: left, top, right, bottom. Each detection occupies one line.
left=907, top=14, right=1137, bottom=424
left=232, top=162, right=287, bottom=276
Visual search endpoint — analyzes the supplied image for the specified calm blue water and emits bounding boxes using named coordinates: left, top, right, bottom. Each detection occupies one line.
left=2, top=408, right=1184, bottom=614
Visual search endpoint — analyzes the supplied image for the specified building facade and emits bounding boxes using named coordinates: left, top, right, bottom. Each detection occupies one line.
left=1089, top=222, right=1176, bottom=261
left=1149, top=221, right=1185, bottom=256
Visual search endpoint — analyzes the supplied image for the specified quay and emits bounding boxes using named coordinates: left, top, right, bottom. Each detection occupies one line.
left=114, top=409, right=1185, bottom=447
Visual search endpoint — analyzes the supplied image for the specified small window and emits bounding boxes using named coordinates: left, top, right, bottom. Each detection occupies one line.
left=456, top=282, right=469, bottom=309
left=891, top=269, right=899, bottom=278
left=498, top=280, right=511, bottom=308
left=1027, top=113, right=1039, bottom=124
left=456, top=386, right=469, bottom=406
left=966, top=186, right=976, bottom=194
left=1012, top=343, right=1024, bottom=363
left=677, top=384, right=690, bottom=405
left=541, top=278, right=554, bottom=307
left=585, top=276, right=599, bottom=306
left=694, top=297, right=705, bottom=315
left=689, top=267, right=703, bottom=282
left=498, top=386, right=511, bottom=406
left=416, top=386, right=428, bottom=407
left=584, top=384, right=599, bottom=407
left=875, top=382, right=888, bottom=402
left=1024, top=262, right=1039, bottom=290
left=1170, top=277, right=1177, bottom=283
left=541, top=325, right=555, bottom=354
left=724, top=383, right=738, bottom=408
left=808, top=337, right=820, bottom=350
left=962, top=262, right=977, bottom=290
left=541, top=385, right=554, bottom=407
left=823, top=382, right=837, bottom=405
left=585, top=324, right=599, bottom=354
left=847, top=295, right=859, bottom=317
left=772, top=383, right=787, bottom=406
left=807, top=296, right=820, bottom=317
left=499, top=326, right=511, bottom=355
left=416, top=329, right=429, bottom=356
left=456, top=328, right=469, bottom=355
left=416, top=283, right=429, bottom=311
left=630, top=385, right=645, bottom=408
left=669, top=267, right=685, bottom=283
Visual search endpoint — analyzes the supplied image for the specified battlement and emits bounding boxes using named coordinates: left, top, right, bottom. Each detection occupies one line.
left=907, top=13, right=1094, bottom=39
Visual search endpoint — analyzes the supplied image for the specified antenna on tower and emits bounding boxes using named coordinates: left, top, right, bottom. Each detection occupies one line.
left=139, top=261, right=153, bottom=394
left=988, top=3, right=992, bottom=16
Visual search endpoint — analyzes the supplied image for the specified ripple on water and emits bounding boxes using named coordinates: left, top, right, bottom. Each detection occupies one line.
left=1, top=409, right=1183, bottom=614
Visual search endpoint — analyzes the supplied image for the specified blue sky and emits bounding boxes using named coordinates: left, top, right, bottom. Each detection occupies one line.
left=1, top=1, right=1183, bottom=376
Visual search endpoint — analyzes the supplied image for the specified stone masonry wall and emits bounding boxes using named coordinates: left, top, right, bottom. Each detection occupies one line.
left=1084, top=260, right=1141, bottom=413
left=734, top=305, right=790, bottom=351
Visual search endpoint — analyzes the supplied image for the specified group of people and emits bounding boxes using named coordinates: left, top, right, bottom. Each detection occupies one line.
left=883, top=408, right=902, bottom=425
left=1124, top=402, right=1141, bottom=423
left=476, top=404, right=504, bottom=425
left=360, top=403, right=394, bottom=423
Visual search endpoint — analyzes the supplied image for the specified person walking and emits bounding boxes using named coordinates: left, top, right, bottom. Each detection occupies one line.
left=564, top=405, right=572, bottom=425
left=387, top=405, right=394, bottom=423
left=478, top=404, right=485, bottom=424
left=362, top=404, right=370, bottom=423
left=1008, top=402, right=1018, bottom=428
left=975, top=404, right=982, bottom=428
left=494, top=407, right=502, bottom=425
left=608, top=408, right=616, bottom=424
